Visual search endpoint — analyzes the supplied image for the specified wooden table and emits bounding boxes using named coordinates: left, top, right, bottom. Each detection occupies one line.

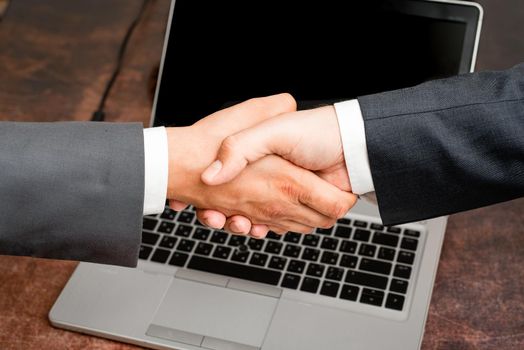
left=0, top=1, right=522, bottom=349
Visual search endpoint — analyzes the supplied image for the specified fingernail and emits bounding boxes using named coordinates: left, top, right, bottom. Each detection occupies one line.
left=204, top=160, right=222, bottom=181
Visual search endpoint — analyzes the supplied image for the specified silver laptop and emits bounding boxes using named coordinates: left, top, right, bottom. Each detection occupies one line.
left=50, top=1, right=482, bottom=349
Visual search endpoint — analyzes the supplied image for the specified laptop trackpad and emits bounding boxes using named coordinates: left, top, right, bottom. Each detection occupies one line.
left=147, top=278, right=277, bottom=349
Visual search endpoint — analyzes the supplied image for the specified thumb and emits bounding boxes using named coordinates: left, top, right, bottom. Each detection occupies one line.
left=201, top=123, right=278, bottom=185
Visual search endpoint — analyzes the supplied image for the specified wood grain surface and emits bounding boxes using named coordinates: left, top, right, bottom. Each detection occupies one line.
left=0, top=0, right=522, bottom=349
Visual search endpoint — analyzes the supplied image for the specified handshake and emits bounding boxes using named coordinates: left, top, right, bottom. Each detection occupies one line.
left=165, top=93, right=357, bottom=238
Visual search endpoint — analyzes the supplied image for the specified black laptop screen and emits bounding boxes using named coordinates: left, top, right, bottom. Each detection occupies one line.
left=154, top=0, right=478, bottom=126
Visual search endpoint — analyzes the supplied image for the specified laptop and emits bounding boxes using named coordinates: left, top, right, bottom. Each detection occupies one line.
left=50, top=1, right=482, bottom=349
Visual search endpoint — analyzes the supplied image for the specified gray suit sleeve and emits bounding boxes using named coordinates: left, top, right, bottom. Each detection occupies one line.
left=0, top=122, right=144, bottom=267
left=358, top=64, right=524, bottom=225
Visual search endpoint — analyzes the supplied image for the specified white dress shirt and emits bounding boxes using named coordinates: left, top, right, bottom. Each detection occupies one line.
left=142, top=101, right=375, bottom=215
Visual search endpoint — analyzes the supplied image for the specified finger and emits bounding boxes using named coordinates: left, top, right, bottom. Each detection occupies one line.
left=269, top=221, right=315, bottom=235
left=209, top=93, right=297, bottom=131
left=223, top=215, right=252, bottom=235
left=281, top=203, right=338, bottom=229
left=169, top=199, right=189, bottom=211
left=248, top=224, right=270, bottom=238
left=196, top=209, right=227, bottom=229
left=202, top=119, right=290, bottom=185
left=297, top=171, right=358, bottom=220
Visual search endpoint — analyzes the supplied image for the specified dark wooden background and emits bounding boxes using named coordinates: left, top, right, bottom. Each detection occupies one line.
left=0, top=0, right=523, bottom=349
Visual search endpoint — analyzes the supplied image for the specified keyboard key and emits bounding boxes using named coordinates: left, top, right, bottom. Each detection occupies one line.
left=359, top=244, right=376, bottom=257
left=287, top=260, right=306, bottom=273
left=228, top=235, right=247, bottom=247
left=139, top=245, right=153, bottom=260
left=321, top=237, right=339, bottom=250
left=265, top=241, right=283, bottom=254
left=231, top=249, right=250, bottom=263
left=359, top=258, right=392, bottom=275
left=160, top=208, right=176, bottom=221
left=302, top=248, right=320, bottom=261
left=268, top=257, right=287, bottom=270
left=334, top=226, right=352, bottom=238
left=194, top=219, right=206, bottom=227
left=316, top=227, right=333, bottom=235
left=211, top=231, right=228, bottom=244
left=306, top=263, right=325, bottom=278
left=401, top=237, right=419, bottom=251
left=188, top=256, right=281, bottom=285
left=213, top=246, right=232, bottom=260
left=284, top=232, right=302, bottom=243
left=353, top=229, right=371, bottom=242
left=142, top=232, right=160, bottom=245
left=353, top=220, right=368, bottom=228
left=372, top=232, right=399, bottom=247
left=158, top=221, right=175, bottom=234
left=378, top=247, right=396, bottom=261
left=397, top=251, right=415, bottom=265
left=370, top=223, right=384, bottom=231
left=340, top=254, right=358, bottom=268
left=266, top=231, right=282, bottom=240
left=283, top=244, right=301, bottom=258
left=302, top=234, right=319, bottom=247
left=151, top=248, right=171, bottom=263
left=320, top=281, right=340, bottom=297
left=159, top=236, right=177, bottom=249
left=195, top=242, right=213, bottom=256
left=142, top=218, right=158, bottom=231
left=360, top=288, right=384, bottom=306
left=404, top=229, right=421, bottom=237
left=168, top=252, right=189, bottom=267
left=390, top=279, right=409, bottom=294
left=177, top=239, right=195, bottom=252
left=385, top=293, right=405, bottom=311
left=394, top=265, right=412, bottom=279
left=346, top=270, right=388, bottom=290
left=177, top=211, right=195, bottom=223
left=281, top=273, right=301, bottom=289
left=175, top=224, right=193, bottom=237
left=300, top=277, right=320, bottom=293
left=340, top=284, right=360, bottom=301
left=339, top=241, right=357, bottom=254
left=338, top=218, right=351, bottom=225
left=250, top=253, right=268, bottom=266
left=386, top=226, right=401, bottom=234
left=326, top=267, right=344, bottom=281
left=248, top=238, right=264, bottom=251
left=321, top=251, right=339, bottom=265
left=193, top=228, right=211, bottom=240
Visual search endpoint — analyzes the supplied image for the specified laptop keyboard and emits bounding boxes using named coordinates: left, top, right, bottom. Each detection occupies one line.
left=140, top=207, right=422, bottom=313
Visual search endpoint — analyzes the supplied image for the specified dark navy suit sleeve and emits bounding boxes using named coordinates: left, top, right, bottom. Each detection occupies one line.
left=358, top=64, right=524, bottom=225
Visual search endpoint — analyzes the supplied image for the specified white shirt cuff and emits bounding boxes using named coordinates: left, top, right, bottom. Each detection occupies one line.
left=143, top=127, right=168, bottom=215
left=334, top=99, right=375, bottom=195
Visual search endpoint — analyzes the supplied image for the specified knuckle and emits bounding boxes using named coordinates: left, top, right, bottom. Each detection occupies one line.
left=221, top=135, right=240, bottom=153
left=278, top=93, right=297, bottom=111
left=279, top=181, right=301, bottom=202
left=263, top=203, right=285, bottom=219
left=329, top=202, right=350, bottom=219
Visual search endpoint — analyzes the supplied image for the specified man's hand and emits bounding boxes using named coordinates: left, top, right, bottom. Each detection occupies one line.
left=202, top=106, right=349, bottom=191
left=194, top=105, right=351, bottom=236
left=166, top=95, right=356, bottom=235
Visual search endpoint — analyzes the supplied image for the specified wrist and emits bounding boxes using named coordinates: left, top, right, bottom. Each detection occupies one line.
left=166, top=126, right=216, bottom=205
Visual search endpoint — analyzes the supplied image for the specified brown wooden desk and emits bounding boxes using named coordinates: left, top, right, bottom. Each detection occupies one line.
left=0, top=1, right=522, bottom=349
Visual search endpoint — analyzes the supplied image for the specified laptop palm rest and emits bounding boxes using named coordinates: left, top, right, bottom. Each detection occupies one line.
left=147, top=277, right=278, bottom=349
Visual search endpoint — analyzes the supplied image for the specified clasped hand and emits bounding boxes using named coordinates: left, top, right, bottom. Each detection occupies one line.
left=166, top=94, right=356, bottom=238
